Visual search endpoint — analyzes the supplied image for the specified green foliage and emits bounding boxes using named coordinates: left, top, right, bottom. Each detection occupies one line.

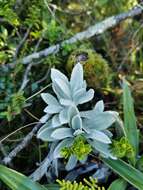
left=57, top=177, right=105, bottom=190
left=123, top=79, right=139, bottom=163
left=0, top=164, right=47, bottom=190
left=0, top=0, right=20, bottom=26
left=61, top=136, right=92, bottom=161
left=103, top=158, right=143, bottom=190
left=2, top=91, right=26, bottom=121
left=108, top=178, right=127, bottom=190
left=111, top=137, right=135, bottom=160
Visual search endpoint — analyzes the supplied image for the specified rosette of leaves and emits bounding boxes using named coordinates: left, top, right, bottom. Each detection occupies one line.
left=37, top=63, right=118, bottom=170
left=39, top=63, right=94, bottom=124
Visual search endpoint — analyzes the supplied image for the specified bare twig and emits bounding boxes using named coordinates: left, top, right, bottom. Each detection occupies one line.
left=14, top=25, right=32, bottom=61
left=2, top=122, right=42, bottom=165
left=20, top=5, right=143, bottom=65
left=19, top=63, right=33, bottom=91
left=29, top=153, right=52, bottom=181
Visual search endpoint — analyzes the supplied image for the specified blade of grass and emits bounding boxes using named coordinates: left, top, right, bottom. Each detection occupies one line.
left=103, top=158, right=143, bottom=190
left=123, top=79, right=139, bottom=159
left=0, top=164, right=57, bottom=190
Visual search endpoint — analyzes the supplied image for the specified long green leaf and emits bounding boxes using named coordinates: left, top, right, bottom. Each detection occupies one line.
left=0, top=164, right=49, bottom=190
left=123, top=79, right=139, bottom=157
left=103, top=158, right=143, bottom=189
left=108, top=178, right=127, bottom=190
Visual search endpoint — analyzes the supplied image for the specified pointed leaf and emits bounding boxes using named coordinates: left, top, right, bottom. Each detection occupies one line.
left=0, top=165, right=47, bottom=190
left=123, top=79, right=139, bottom=157
left=51, top=68, right=69, bottom=85
left=65, top=155, right=78, bottom=171
left=72, top=115, right=82, bottom=130
left=94, top=100, right=104, bottom=112
left=59, top=109, right=68, bottom=124
left=37, top=127, right=55, bottom=141
left=86, top=130, right=111, bottom=144
left=75, top=89, right=94, bottom=105
left=44, top=105, right=62, bottom=114
left=103, top=158, right=143, bottom=190
left=54, top=78, right=71, bottom=98
left=51, top=128, right=73, bottom=140
left=70, top=63, right=83, bottom=92
left=53, top=138, right=73, bottom=159
left=41, top=93, right=59, bottom=105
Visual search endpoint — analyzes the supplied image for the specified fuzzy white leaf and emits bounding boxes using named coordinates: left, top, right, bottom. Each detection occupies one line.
left=52, top=83, right=69, bottom=100
left=59, top=109, right=68, bottom=124
left=70, top=63, right=83, bottom=92
left=86, top=129, right=111, bottom=144
left=41, top=93, right=59, bottom=105
left=51, top=68, right=69, bottom=85
left=54, top=78, right=71, bottom=99
left=72, top=115, right=82, bottom=130
left=44, top=105, right=62, bottom=114
left=83, top=111, right=117, bottom=131
left=90, top=139, right=116, bottom=159
left=52, top=115, right=61, bottom=128
left=75, top=89, right=94, bottom=104
left=60, top=99, right=74, bottom=106
left=39, top=114, right=51, bottom=123
left=53, top=138, right=73, bottom=159
left=94, top=100, right=104, bottom=112
left=65, top=155, right=78, bottom=171
left=51, top=128, right=73, bottom=140
left=37, top=127, right=55, bottom=141
left=68, top=106, right=79, bottom=126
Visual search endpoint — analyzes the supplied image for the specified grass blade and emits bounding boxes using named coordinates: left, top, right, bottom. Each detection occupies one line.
left=123, top=79, right=139, bottom=157
left=103, top=158, right=143, bottom=189
left=0, top=164, right=48, bottom=190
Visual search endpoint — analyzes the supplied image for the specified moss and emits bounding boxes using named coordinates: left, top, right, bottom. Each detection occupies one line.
left=67, top=48, right=111, bottom=89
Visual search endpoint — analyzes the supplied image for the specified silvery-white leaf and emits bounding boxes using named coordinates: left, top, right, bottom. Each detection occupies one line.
left=73, top=88, right=86, bottom=104
left=41, top=93, right=59, bottom=105
left=60, top=99, right=74, bottom=106
left=82, top=80, right=87, bottom=89
left=53, top=138, right=73, bottom=159
left=51, top=68, right=69, bottom=85
left=103, top=129, right=113, bottom=138
left=70, top=63, right=83, bottom=92
left=68, top=106, right=79, bottom=126
left=93, top=100, right=104, bottom=112
left=51, top=128, right=73, bottom=140
left=65, top=155, right=78, bottom=171
left=37, top=120, right=52, bottom=134
left=59, top=109, right=68, bottom=124
left=83, top=112, right=117, bottom=131
left=75, top=89, right=94, bottom=105
left=85, top=129, right=111, bottom=144
left=52, top=83, right=69, bottom=100
left=54, top=78, right=71, bottom=99
left=72, top=115, right=82, bottom=130
left=90, top=139, right=116, bottom=159
left=40, top=114, right=51, bottom=123
left=44, top=105, right=62, bottom=114
left=80, top=110, right=93, bottom=118
left=52, top=115, right=62, bottom=128
left=37, top=127, right=55, bottom=141
left=73, top=129, right=85, bottom=136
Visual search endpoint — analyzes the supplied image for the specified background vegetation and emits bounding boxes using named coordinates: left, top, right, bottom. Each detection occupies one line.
left=1, top=0, right=143, bottom=189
